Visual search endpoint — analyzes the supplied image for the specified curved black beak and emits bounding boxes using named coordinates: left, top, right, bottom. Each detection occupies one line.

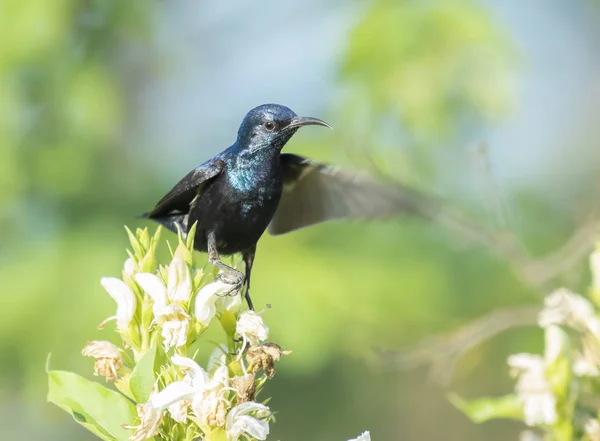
left=286, top=116, right=332, bottom=130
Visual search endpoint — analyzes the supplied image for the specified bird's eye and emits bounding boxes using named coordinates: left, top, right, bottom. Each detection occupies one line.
left=263, top=121, right=275, bottom=131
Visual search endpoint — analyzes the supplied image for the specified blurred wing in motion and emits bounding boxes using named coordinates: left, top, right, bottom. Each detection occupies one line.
left=141, top=159, right=225, bottom=233
left=269, top=154, right=441, bottom=235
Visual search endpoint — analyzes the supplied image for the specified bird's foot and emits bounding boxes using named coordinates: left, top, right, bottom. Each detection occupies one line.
left=216, top=270, right=244, bottom=296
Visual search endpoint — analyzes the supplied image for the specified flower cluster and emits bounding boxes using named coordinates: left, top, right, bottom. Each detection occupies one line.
left=48, top=226, right=281, bottom=441
left=453, top=243, right=600, bottom=441
left=48, top=225, right=371, bottom=441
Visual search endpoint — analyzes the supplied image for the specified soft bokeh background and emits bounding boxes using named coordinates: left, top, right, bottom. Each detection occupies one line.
left=2, top=0, right=600, bottom=440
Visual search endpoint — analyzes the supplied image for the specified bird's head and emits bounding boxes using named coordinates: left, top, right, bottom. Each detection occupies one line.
left=237, top=104, right=331, bottom=152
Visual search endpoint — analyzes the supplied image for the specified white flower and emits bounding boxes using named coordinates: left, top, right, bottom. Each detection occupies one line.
left=135, top=257, right=193, bottom=309
left=156, top=305, right=190, bottom=351
left=574, top=355, right=600, bottom=377
left=82, top=341, right=123, bottom=381
left=538, top=288, right=600, bottom=338
left=135, top=261, right=196, bottom=350
left=126, top=403, right=163, bottom=441
left=236, top=311, right=269, bottom=348
left=194, top=280, right=234, bottom=326
left=348, top=431, right=371, bottom=441
left=148, top=355, right=231, bottom=428
left=192, top=360, right=230, bottom=427
left=167, top=399, right=190, bottom=423
left=584, top=418, right=600, bottom=441
left=507, top=354, right=557, bottom=426
left=100, top=277, right=136, bottom=332
left=167, top=257, right=193, bottom=302
left=226, top=401, right=270, bottom=441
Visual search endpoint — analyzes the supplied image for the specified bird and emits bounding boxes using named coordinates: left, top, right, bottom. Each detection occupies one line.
left=142, top=103, right=440, bottom=310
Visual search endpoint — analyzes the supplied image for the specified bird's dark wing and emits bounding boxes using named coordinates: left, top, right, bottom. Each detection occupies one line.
left=269, top=154, right=439, bottom=235
left=143, top=159, right=225, bottom=218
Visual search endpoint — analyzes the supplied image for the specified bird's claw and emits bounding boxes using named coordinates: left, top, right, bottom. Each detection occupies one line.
left=216, top=271, right=244, bottom=296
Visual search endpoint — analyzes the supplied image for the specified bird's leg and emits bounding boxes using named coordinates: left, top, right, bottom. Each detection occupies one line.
left=207, top=231, right=244, bottom=292
left=242, top=246, right=256, bottom=311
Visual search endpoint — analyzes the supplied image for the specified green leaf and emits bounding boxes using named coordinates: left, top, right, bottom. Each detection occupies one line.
left=139, top=227, right=151, bottom=251
left=187, top=222, right=198, bottom=250
left=130, top=346, right=157, bottom=403
left=448, top=393, right=523, bottom=423
left=48, top=370, right=137, bottom=441
left=125, top=226, right=143, bottom=259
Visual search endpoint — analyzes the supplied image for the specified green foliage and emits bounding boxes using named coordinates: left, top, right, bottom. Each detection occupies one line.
left=0, top=0, right=150, bottom=230
left=47, top=370, right=138, bottom=441
left=343, top=0, right=516, bottom=140
left=129, top=346, right=157, bottom=403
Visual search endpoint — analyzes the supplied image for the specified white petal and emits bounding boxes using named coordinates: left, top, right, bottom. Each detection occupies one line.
left=228, top=401, right=270, bottom=420
left=538, top=288, right=596, bottom=331
left=544, top=325, right=569, bottom=364
left=194, top=281, right=230, bottom=325
left=100, top=277, right=136, bottom=331
left=236, top=311, right=269, bottom=346
left=585, top=418, right=600, bottom=438
left=234, top=415, right=269, bottom=440
left=151, top=381, right=196, bottom=410
left=522, top=392, right=557, bottom=426
left=127, top=404, right=163, bottom=441
left=507, top=354, right=544, bottom=372
left=168, top=400, right=189, bottom=423
left=172, top=355, right=209, bottom=388
left=167, top=257, right=193, bottom=302
left=135, top=273, right=168, bottom=315
left=210, top=364, right=229, bottom=388
left=206, top=345, right=229, bottom=372
left=161, top=317, right=189, bottom=351
left=573, top=356, right=600, bottom=377
left=226, top=402, right=271, bottom=441
left=587, top=317, right=600, bottom=340
left=124, top=258, right=137, bottom=276
left=348, top=431, right=371, bottom=441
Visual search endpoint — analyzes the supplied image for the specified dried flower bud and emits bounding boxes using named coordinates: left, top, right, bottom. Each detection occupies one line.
left=231, top=374, right=256, bottom=403
left=81, top=341, right=123, bottom=381
left=246, top=343, right=291, bottom=378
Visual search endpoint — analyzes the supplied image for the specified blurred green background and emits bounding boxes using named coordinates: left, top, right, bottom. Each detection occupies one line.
left=2, top=0, right=600, bottom=440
